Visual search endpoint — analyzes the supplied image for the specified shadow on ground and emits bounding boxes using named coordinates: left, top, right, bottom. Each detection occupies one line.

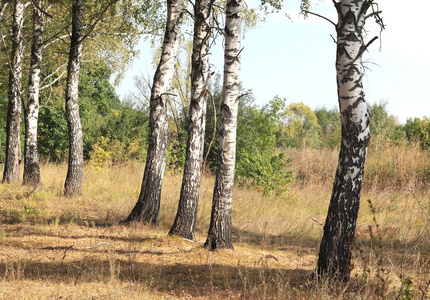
left=0, top=258, right=311, bottom=298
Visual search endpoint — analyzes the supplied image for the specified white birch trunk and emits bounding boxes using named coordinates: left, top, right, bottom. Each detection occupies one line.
left=317, top=0, right=373, bottom=281
left=170, top=0, right=214, bottom=239
left=205, top=0, right=242, bottom=250
left=125, top=0, right=183, bottom=223
left=23, top=2, right=44, bottom=187
left=3, top=0, right=25, bottom=183
left=64, top=0, right=84, bottom=196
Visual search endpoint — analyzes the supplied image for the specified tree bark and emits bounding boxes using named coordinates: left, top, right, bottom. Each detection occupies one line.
left=205, top=0, right=242, bottom=250
left=316, top=0, right=372, bottom=282
left=125, top=0, right=183, bottom=223
left=3, top=0, right=25, bottom=183
left=170, top=0, right=214, bottom=239
left=64, top=0, right=84, bottom=196
left=23, top=1, right=44, bottom=187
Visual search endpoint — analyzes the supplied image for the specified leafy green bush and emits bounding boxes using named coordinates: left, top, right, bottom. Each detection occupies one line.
left=235, top=96, right=295, bottom=194
left=404, top=117, right=430, bottom=149
left=236, top=151, right=294, bottom=195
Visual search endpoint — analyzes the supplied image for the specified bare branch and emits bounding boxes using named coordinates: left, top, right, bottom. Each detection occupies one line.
left=40, top=69, right=67, bottom=90
left=40, top=62, right=67, bottom=85
left=350, top=36, right=378, bottom=65
left=365, top=10, right=381, bottom=20
left=183, top=8, right=195, bottom=20
left=369, top=2, right=385, bottom=30
left=361, top=36, right=378, bottom=55
left=305, top=11, right=336, bottom=27
left=160, top=92, right=178, bottom=98
left=235, top=93, right=247, bottom=104
left=43, top=34, right=69, bottom=48
left=233, top=47, right=245, bottom=63
left=330, top=34, right=336, bottom=43
left=31, top=0, right=53, bottom=18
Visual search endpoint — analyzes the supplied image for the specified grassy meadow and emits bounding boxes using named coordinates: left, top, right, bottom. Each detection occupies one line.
left=1, top=144, right=430, bottom=299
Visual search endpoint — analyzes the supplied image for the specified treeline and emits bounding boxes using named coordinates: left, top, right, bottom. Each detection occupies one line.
left=0, top=62, right=149, bottom=163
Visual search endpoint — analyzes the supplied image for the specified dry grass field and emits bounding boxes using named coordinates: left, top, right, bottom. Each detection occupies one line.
left=1, top=144, right=430, bottom=299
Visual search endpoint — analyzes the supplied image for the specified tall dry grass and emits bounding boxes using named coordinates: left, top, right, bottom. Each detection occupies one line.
left=0, top=143, right=430, bottom=298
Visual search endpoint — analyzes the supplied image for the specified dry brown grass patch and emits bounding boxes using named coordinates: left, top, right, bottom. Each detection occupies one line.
left=1, top=145, right=430, bottom=298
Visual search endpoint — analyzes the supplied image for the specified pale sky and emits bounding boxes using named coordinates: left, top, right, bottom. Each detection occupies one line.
left=115, top=0, right=430, bottom=124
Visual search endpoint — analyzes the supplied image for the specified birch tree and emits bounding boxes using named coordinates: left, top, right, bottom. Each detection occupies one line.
left=204, top=0, right=242, bottom=250
left=64, top=0, right=84, bottom=196
left=169, top=0, right=214, bottom=239
left=3, top=0, right=25, bottom=183
left=23, top=1, right=47, bottom=187
left=314, top=0, right=383, bottom=282
left=64, top=0, right=120, bottom=196
left=125, top=0, right=184, bottom=223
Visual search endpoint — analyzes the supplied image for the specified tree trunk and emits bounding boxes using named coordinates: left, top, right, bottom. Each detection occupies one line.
left=125, top=0, right=183, bottom=224
left=0, top=1, right=7, bottom=160
left=23, top=2, right=44, bottom=187
left=64, top=0, right=84, bottom=196
left=204, top=0, right=242, bottom=250
left=316, top=0, right=372, bottom=282
left=3, top=0, right=24, bottom=183
left=170, top=0, right=214, bottom=239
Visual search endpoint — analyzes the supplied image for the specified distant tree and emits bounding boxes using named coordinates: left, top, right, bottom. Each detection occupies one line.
left=3, top=0, right=25, bottom=183
left=368, top=101, right=396, bottom=152
left=205, top=0, right=242, bottom=250
left=37, top=62, right=147, bottom=163
left=314, top=107, right=341, bottom=149
left=125, top=0, right=184, bottom=223
left=170, top=0, right=214, bottom=239
left=315, top=0, right=383, bottom=282
left=277, top=102, right=320, bottom=148
left=404, top=117, right=430, bottom=149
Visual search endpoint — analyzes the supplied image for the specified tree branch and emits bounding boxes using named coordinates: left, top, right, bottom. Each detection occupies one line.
left=350, top=36, right=378, bottom=65
left=31, top=0, right=53, bottom=18
left=80, top=0, right=119, bottom=44
left=40, top=69, right=67, bottom=90
left=40, top=62, right=68, bottom=85
left=183, top=8, right=195, bottom=20
left=330, top=34, right=336, bottom=43
left=361, top=36, right=378, bottom=55
left=365, top=10, right=381, bottom=20
left=43, top=34, right=70, bottom=48
left=304, top=11, right=336, bottom=27
left=44, top=22, right=72, bottom=47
